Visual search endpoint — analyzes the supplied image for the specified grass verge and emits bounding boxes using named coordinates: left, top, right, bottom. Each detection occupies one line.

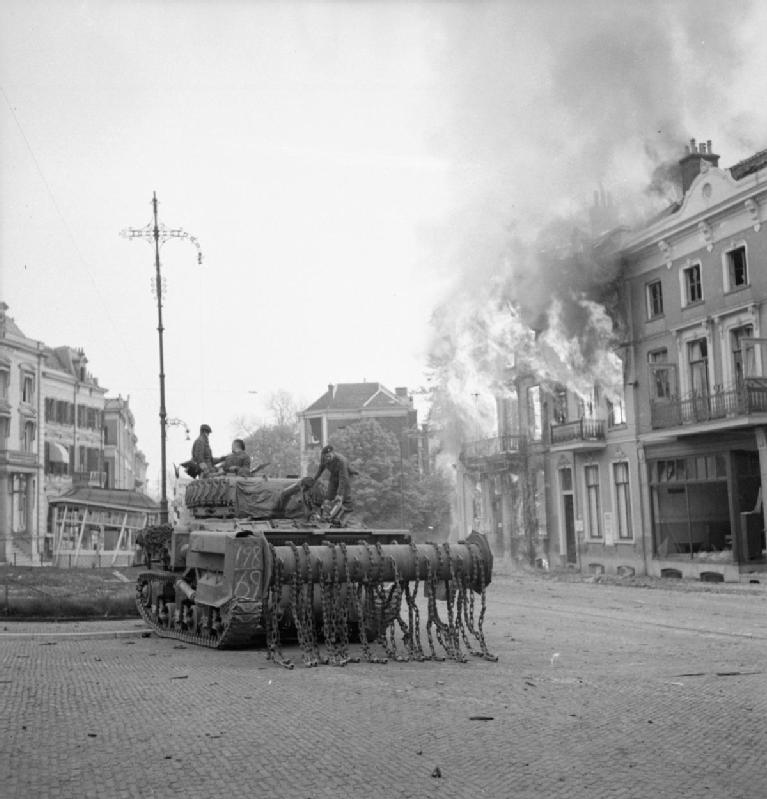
left=0, top=565, right=141, bottom=619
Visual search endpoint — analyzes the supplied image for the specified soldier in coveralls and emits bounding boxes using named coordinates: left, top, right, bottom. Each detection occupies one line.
left=313, top=445, right=355, bottom=524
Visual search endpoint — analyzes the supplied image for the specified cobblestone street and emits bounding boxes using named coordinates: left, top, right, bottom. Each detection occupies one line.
left=2, top=571, right=766, bottom=799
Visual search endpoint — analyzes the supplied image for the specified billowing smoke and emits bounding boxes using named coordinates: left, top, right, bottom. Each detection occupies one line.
left=425, top=0, right=761, bottom=454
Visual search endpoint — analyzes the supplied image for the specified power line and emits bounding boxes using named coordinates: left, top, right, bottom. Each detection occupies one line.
left=0, top=84, right=142, bottom=376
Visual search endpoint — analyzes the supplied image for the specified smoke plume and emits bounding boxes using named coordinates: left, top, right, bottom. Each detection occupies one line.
left=425, top=0, right=761, bottom=453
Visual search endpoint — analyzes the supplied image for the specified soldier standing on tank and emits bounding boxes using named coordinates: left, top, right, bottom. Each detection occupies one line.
left=313, top=445, right=355, bottom=523
left=191, top=424, right=220, bottom=475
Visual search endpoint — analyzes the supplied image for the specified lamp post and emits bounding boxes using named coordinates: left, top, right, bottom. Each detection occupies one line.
left=166, top=417, right=191, bottom=442
left=121, top=193, right=202, bottom=523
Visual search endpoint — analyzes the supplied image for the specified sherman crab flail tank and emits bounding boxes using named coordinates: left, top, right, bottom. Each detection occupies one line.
left=136, top=473, right=497, bottom=668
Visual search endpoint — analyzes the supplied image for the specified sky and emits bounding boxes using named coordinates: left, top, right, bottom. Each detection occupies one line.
left=2, top=0, right=766, bottom=491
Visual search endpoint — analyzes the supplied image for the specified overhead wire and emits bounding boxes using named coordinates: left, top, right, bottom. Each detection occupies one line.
left=0, top=83, right=143, bottom=376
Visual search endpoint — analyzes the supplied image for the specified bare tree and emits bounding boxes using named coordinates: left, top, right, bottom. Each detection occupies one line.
left=267, top=389, right=298, bottom=427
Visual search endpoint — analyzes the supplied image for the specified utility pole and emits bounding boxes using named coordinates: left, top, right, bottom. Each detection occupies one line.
left=121, top=193, right=202, bottom=523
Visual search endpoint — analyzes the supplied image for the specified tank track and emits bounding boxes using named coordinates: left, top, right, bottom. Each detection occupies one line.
left=136, top=570, right=265, bottom=649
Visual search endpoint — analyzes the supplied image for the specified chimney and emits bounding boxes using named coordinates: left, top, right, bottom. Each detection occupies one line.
left=395, top=386, right=408, bottom=397
left=679, top=137, right=719, bottom=195
left=327, top=383, right=335, bottom=400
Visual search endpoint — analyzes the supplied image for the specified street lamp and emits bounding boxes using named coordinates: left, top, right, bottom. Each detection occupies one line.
left=121, top=193, right=202, bottom=523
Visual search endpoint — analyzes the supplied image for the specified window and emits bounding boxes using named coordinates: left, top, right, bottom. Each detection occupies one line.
left=21, top=373, right=35, bottom=404
left=578, top=385, right=598, bottom=419
left=0, top=414, right=9, bottom=442
left=655, top=455, right=726, bottom=483
left=725, top=245, right=748, bottom=289
left=607, top=395, right=626, bottom=427
left=0, top=367, right=8, bottom=400
left=585, top=465, right=602, bottom=538
left=646, top=280, right=664, bottom=318
left=11, top=474, right=27, bottom=533
left=688, top=339, right=709, bottom=397
left=21, top=421, right=35, bottom=453
left=648, top=349, right=674, bottom=399
left=526, top=386, right=542, bottom=440
left=307, top=418, right=322, bottom=444
left=497, top=389, right=519, bottom=436
left=560, top=468, right=573, bottom=492
left=683, top=263, right=703, bottom=304
left=552, top=385, right=567, bottom=424
left=613, top=462, right=632, bottom=540
left=732, top=325, right=754, bottom=386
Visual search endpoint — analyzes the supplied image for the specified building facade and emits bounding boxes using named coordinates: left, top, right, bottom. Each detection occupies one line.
left=0, top=303, right=44, bottom=563
left=623, top=142, right=767, bottom=581
left=0, top=303, right=151, bottom=563
left=103, top=396, right=147, bottom=492
left=458, top=141, right=767, bottom=582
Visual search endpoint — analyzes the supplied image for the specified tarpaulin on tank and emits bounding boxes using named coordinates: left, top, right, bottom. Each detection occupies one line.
left=234, top=478, right=307, bottom=519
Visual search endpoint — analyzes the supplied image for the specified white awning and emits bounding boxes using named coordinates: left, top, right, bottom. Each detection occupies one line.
left=48, top=441, right=69, bottom=463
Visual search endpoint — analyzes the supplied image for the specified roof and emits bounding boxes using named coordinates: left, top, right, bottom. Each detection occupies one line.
left=303, top=382, right=407, bottom=413
left=730, top=147, right=767, bottom=181
left=48, top=487, right=160, bottom=512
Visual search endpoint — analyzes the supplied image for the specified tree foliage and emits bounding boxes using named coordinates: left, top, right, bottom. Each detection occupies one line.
left=324, top=419, right=452, bottom=537
left=245, top=423, right=300, bottom=477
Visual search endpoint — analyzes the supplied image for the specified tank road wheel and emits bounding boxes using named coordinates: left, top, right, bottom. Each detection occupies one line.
left=136, top=577, right=153, bottom=609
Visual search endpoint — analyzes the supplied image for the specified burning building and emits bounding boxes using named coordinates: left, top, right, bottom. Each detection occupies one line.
left=455, top=140, right=767, bottom=582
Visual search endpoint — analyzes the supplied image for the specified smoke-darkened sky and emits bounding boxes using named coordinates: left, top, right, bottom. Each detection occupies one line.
left=2, top=1, right=765, bottom=483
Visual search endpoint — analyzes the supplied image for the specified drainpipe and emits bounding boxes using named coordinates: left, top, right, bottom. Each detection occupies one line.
left=36, top=342, right=44, bottom=561
left=636, top=445, right=649, bottom=576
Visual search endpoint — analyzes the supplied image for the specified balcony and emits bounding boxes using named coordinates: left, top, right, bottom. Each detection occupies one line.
left=651, top=380, right=767, bottom=430
left=460, top=434, right=524, bottom=472
left=73, top=470, right=107, bottom=487
left=550, top=418, right=607, bottom=451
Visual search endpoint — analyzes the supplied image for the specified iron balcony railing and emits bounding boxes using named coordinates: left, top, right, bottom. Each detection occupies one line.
left=460, top=434, right=523, bottom=461
left=550, top=417, right=606, bottom=445
left=650, top=380, right=767, bottom=429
